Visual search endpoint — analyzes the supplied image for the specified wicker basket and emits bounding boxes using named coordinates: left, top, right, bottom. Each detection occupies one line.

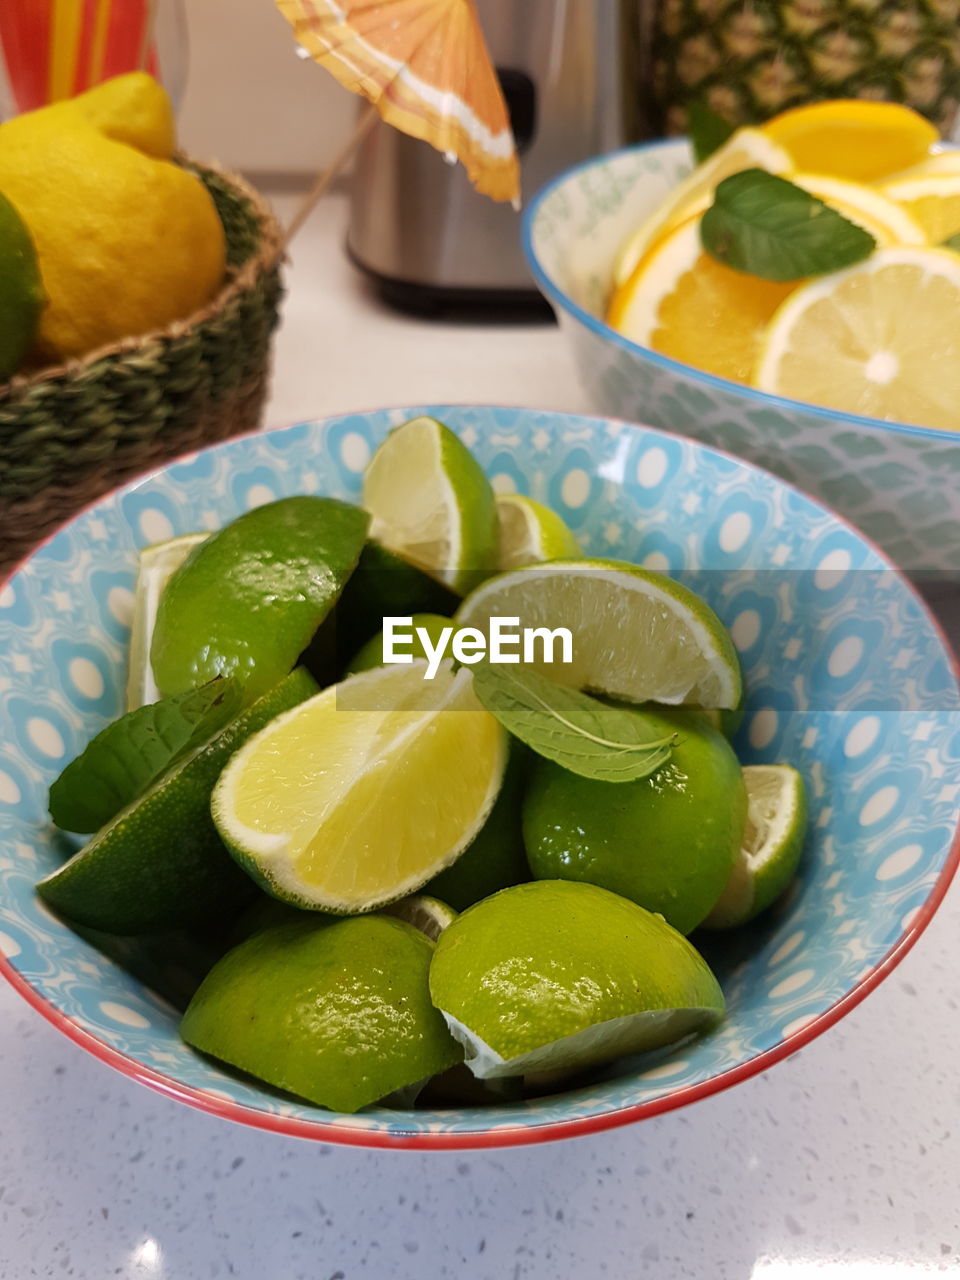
left=0, top=158, right=285, bottom=575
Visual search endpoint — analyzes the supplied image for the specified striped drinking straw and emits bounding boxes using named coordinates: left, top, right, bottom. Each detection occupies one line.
left=0, top=0, right=158, bottom=114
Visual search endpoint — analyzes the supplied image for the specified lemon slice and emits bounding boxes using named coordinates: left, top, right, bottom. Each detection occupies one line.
left=786, top=174, right=927, bottom=245
left=456, top=558, right=742, bottom=709
left=754, top=246, right=960, bottom=430
left=608, top=217, right=795, bottom=384
left=761, top=99, right=938, bottom=182
left=494, top=493, right=580, bottom=570
left=612, top=128, right=792, bottom=287
left=643, top=172, right=927, bottom=250
left=212, top=661, right=507, bottom=912
left=703, top=764, right=807, bottom=928
left=126, top=533, right=207, bottom=711
left=877, top=171, right=960, bottom=244
left=363, top=416, right=498, bottom=593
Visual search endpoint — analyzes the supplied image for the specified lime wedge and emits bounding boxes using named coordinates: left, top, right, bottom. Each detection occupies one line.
left=494, top=494, right=581, bottom=570
left=429, top=880, right=724, bottom=1079
left=212, top=661, right=508, bottom=913
left=36, top=668, right=318, bottom=935
left=151, top=497, right=368, bottom=700
left=703, top=764, right=808, bottom=929
left=126, top=533, right=207, bottom=710
left=181, top=915, right=461, bottom=1113
left=382, top=894, right=458, bottom=942
left=362, top=416, right=498, bottom=593
left=456, top=559, right=742, bottom=709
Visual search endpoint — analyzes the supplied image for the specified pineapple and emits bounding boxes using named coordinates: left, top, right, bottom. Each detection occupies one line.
left=632, top=0, right=960, bottom=138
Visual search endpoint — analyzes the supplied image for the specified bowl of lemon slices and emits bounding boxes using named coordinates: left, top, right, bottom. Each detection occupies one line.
left=0, top=406, right=958, bottom=1148
left=523, top=100, right=960, bottom=574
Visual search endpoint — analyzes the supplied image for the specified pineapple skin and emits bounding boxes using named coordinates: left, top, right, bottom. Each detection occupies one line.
left=641, top=0, right=960, bottom=138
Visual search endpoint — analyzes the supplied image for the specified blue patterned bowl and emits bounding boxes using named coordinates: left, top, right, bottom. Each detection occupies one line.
left=1, top=406, right=958, bottom=1149
left=522, top=141, right=960, bottom=575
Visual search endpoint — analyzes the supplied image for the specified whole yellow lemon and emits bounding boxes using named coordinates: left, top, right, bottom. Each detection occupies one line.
left=0, top=116, right=225, bottom=361
left=2, top=73, right=175, bottom=161
left=59, top=71, right=177, bottom=160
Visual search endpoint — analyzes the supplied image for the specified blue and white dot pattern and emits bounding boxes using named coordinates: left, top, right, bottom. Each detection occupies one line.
left=0, top=406, right=957, bottom=1145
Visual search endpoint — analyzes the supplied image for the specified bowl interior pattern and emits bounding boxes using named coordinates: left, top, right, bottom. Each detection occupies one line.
left=524, top=142, right=960, bottom=574
left=0, top=406, right=957, bottom=1147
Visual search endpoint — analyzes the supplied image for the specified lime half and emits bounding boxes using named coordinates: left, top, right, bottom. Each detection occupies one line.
left=494, top=494, right=580, bottom=570
left=429, top=880, right=724, bottom=1079
left=126, top=533, right=207, bottom=710
left=362, top=417, right=498, bottom=593
left=703, top=764, right=808, bottom=929
left=212, top=661, right=507, bottom=913
left=457, top=559, right=741, bottom=709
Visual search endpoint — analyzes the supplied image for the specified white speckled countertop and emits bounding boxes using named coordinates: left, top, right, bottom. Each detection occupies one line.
left=1, top=193, right=958, bottom=1280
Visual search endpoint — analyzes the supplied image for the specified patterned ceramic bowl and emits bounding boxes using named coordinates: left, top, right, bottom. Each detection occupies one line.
left=0, top=406, right=957, bottom=1149
left=522, top=141, right=960, bottom=575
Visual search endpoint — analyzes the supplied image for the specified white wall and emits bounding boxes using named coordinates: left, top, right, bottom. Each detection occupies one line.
left=177, top=0, right=354, bottom=175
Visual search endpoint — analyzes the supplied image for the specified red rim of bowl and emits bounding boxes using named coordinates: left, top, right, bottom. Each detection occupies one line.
left=1, top=404, right=958, bottom=1150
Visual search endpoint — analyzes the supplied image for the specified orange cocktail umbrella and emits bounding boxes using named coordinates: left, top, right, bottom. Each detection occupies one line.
left=274, top=0, right=520, bottom=234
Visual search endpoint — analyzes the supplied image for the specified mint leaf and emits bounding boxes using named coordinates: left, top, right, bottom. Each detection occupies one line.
left=688, top=100, right=735, bottom=164
left=701, top=169, right=876, bottom=281
left=49, top=678, right=243, bottom=833
left=471, top=663, right=676, bottom=783
left=943, top=231, right=960, bottom=252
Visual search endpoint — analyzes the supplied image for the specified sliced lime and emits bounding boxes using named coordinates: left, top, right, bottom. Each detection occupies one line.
left=494, top=494, right=580, bottom=570
left=36, top=668, right=318, bottom=934
left=362, top=417, right=498, bottom=594
left=429, top=880, right=724, bottom=1079
left=181, top=915, right=461, bottom=1113
left=126, top=533, right=207, bottom=710
left=150, top=497, right=368, bottom=700
left=456, top=559, right=742, bottom=709
left=703, top=764, right=808, bottom=929
left=212, top=661, right=507, bottom=913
